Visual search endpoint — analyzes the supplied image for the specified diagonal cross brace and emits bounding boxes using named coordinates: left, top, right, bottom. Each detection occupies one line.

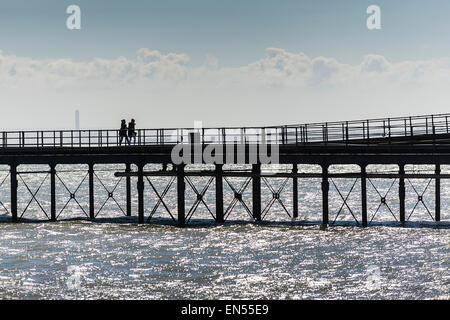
left=330, top=178, right=360, bottom=226
left=0, top=173, right=10, bottom=215
left=146, top=176, right=177, bottom=223
left=55, top=172, right=89, bottom=219
left=407, top=178, right=434, bottom=221
left=185, top=176, right=215, bottom=223
left=223, top=177, right=253, bottom=221
left=94, top=172, right=126, bottom=217
left=368, top=178, right=398, bottom=224
left=261, top=177, right=291, bottom=220
left=18, top=173, right=50, bottom=220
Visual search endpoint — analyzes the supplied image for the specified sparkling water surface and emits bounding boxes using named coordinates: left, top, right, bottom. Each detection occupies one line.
left=0, top=164, right=448, bottom=299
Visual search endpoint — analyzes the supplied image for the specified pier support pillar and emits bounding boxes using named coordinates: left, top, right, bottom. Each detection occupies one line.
left=399, top=164, right=406, bottom=223
left=435, top=164, right=441, bottom=222
left=125, top=163, right=132, bottom=217
left=293, top=164, right=298, bottom=219
left=252, top=164, right=261, bottom=222
left=177, top=164, right=185, bottom=227
left=50, top=163, right=56, bottom=221
left=88, top=163, right=95, bottom=219
left=361, top=165, right=367, bottom=227
left=321, top=165, right=329, bottom=227
left=137, top=164, right=145, bottom=224
left=215, top=164, right=224, bottom=223
left=10, top=164, right=18, bottom=222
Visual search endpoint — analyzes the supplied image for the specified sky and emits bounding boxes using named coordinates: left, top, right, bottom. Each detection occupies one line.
left=1, top=0, right=450, bottom=129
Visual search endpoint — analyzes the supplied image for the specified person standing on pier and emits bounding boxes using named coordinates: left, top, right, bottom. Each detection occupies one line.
left=128, top=118, right=137, bottom=145
left=119, top=119, right=130, bottom=145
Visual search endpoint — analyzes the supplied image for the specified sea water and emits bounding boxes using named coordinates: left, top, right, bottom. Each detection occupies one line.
left=0, top=164, right=448, bottom=299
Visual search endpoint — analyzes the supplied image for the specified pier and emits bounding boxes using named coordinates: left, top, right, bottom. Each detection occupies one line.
left=1, top=113, right=450, bottom=227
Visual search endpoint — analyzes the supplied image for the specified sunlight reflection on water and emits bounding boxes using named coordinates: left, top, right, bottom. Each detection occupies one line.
left=0, top=164, right=448, bottom=299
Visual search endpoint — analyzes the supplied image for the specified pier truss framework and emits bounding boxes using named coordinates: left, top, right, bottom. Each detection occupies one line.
left=0, top=113, right=449, bottom=227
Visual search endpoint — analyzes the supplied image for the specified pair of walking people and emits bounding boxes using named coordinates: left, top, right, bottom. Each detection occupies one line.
left=119, top=119, right=136, bottom=145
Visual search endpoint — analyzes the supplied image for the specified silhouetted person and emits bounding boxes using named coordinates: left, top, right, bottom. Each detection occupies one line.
left=128, top=118, right=136, bottom=145
left=119, top=119, right=130, bottom=145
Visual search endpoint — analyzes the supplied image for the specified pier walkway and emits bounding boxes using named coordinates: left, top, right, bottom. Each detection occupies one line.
left=0, top=113, right=449, bottom=227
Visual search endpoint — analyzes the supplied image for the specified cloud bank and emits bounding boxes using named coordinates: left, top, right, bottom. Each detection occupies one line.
left=1, top=48, right=450, bottom=129
left=2, top=47, right=450, bottom=88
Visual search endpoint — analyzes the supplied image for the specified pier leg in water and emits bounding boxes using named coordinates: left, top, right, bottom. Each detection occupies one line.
left=435, top=164, right=441, bottom=222
left=50, top=163, right=56, bottom=221
left=361, top=164, right=367, bottom=227
left=89, top=163, right=95, bottom=219
left=252, top=164, right=261, bottom=222
left=177, top=164, right=185, bottom=227
left=125, top=163, right=132, bottom=217
left=293, top=164, right=298, bottom=219
left=399, top=164, right=406, bottom=224
left=10, top=163, right=18, bottom=222
left=321, top=164, right=329, bottom=229
left=215, top=164, right=224, bottom=223
left=137, top=164, right=144, bottom=224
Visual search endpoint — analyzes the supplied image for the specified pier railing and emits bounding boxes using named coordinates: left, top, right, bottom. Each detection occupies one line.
left=1, top=113, right=449, bottom=148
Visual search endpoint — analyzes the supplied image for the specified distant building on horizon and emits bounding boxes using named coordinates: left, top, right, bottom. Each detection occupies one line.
left=75, top=110, right=80, bottom=130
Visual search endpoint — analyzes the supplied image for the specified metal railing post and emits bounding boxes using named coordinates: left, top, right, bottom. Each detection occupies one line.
left=388, top=118, right=391, bottom=144
left=345, top=122, right=349, bottom=145
left=409, top=117, right=413, bottom=136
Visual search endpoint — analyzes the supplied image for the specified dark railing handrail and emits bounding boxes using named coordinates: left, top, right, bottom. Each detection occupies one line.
left=284, top=112, right=450, bottom=128
left=0, top=113, right=449, bottom=148
left=1, top=112, right=449, bottom=133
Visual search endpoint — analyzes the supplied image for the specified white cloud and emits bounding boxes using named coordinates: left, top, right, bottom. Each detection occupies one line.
left=1, top=48, right=450, bottom=129
left=0, top=48, right=191, bottom=88
left=1, top=47, right=450, bottom=89
left=361, top=54, right=390, bottom=73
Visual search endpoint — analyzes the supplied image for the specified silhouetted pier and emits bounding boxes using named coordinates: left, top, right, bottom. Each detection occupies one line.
left=1, top=113, right=450, bottom=227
